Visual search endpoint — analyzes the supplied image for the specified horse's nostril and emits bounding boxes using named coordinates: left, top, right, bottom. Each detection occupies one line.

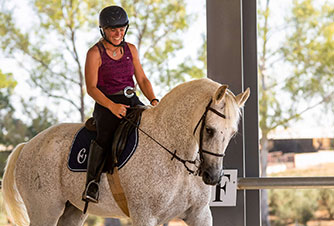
left=203, top=171, right=213, bottom=181
left=202, top=169, right=222, bottom=185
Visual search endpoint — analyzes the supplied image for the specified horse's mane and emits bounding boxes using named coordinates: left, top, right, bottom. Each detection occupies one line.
left=223, top=89, right=242, bottom=129
left=152, top=78, right=241, bottom=132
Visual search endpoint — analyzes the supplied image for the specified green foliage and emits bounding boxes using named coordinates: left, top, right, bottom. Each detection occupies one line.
left=0, top=151, right=10, bottom=177
left=0, top=0, right=103, bottom=122
left=269, top=189, right=317, bottom=226
left=0, top=106, right=57, bottom=147
left=0, top=0, right=205, bottom=122
left=258, top=1, right=334, bottom=225
left=282, top=0, right=334, bottom=105
left=0, top=71, right=19, bottom=146
left=317, top=189, right=334, bottom=220
left=0, top=111, right=28, bottom=146
left=258, top=0, right=286, bottom=137
left=0, top=71, right=16, bottom=123
left=0, top=69, right=57, bottom=148
left=117, top=0, right=205, bottom=93
left=0, top=71, right=17, bottom=90
left=269, top=165, right=334, bottom=226
left=258, top=0, right=334, bottom=138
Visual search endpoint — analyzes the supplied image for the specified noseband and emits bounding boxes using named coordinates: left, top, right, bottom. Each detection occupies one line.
left=121, top=99, right=226, bottom=175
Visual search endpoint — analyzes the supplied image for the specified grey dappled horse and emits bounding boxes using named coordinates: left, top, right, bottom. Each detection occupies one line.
left=2, top=78, right=250, bottom=226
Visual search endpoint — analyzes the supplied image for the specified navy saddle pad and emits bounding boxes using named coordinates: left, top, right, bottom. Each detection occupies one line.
left=68, top=126, right=139, bottom=172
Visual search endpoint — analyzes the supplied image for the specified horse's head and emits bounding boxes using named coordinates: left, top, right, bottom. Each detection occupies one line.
left=197, top=85, right=250, bottom=185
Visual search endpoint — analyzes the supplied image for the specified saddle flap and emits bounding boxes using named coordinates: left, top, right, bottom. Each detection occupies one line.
left=107, top=107, right=146, bottom=172
left=69, top=107, right=146, bottom=173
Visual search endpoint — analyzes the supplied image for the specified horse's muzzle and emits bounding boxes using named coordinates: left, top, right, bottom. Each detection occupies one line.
left=202, top=167, right=223, bottom=185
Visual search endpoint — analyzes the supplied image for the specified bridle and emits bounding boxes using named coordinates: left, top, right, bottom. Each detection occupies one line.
left=122, top=99, right=226, bottom=175
left=193, top=99, right=226, bottom=164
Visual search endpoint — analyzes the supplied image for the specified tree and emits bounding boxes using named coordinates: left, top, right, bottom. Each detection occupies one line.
left=0, top=70, right=16, bottom=114
left=0, top=69, right=57, bottom=148
left=269, top=189, right=317, bottom=226
left=0, top=0, right=104, bottom=122
left=0, top=70, right=20, bottom=147
left=258, top=0, right=334, bottom=225
left=258, top=1, right=281, bottom=225
left=282, top=0, right=334, bottom=111
left=318, top=189, right=334, bottom=220
left=0, top=0, right=202, bottom=122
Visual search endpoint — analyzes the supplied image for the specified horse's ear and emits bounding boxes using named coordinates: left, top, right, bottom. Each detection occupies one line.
left=213, top=85, right=229, bottom=105
left=235, top=88, right=250, bottom=107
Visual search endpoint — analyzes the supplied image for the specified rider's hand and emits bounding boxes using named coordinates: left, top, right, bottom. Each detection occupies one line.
left=109, top=102, right=129, bottom=119
left=150, top=98, right=159, bottom=106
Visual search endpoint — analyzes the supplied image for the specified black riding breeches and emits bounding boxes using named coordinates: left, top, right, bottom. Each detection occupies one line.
left=93, top=94, right=144, bottom=151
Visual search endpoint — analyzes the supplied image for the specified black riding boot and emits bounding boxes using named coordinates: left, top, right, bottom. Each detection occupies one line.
left=82, top=140, right=105, bottom=203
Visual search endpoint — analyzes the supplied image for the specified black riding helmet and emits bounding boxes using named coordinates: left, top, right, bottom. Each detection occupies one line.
left=99, top=6, right=129, bottom=47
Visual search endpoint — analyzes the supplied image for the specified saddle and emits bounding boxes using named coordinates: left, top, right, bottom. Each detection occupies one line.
left=85, top=106, right=146, bottom=173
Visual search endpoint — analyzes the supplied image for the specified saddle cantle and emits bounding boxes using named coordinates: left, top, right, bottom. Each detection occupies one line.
left=68, top=106, right=146, bottom=172
left=85, top=117, right=96, bottom=132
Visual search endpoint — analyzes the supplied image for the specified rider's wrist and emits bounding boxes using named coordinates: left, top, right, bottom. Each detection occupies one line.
left=150, top=98, right=159, bottom=105
left=108, top=101, right=116, bottom=110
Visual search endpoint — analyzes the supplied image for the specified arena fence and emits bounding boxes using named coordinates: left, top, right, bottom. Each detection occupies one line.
left=237, top=177, right=334, bottom=189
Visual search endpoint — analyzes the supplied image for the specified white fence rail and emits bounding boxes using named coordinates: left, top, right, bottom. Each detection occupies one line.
left=238, top=177, right=334, bottom=190
left=210, top=170, right=334, bottom=207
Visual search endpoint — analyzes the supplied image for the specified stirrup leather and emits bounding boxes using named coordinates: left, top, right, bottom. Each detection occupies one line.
left=82, top=180, right=100, bottom=203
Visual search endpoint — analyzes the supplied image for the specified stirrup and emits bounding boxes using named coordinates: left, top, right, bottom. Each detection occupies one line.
left=82, top=181, right=99, bottom=203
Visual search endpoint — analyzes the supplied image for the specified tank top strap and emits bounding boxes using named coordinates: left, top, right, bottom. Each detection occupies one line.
left=123, top=42, right=133, bottom=60
left=95, top=41, right=109, bottom=64
left=96, top=41, right=105, bottom=56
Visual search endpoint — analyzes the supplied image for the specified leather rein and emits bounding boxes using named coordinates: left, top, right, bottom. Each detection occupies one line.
left=122, top=99, right=226, bottom=175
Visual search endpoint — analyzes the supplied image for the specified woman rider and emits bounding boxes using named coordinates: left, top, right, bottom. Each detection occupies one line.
left=82, top=5, right=159, bottom=204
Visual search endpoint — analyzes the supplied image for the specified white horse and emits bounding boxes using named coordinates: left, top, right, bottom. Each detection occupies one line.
left=2, top=78, right=250, bottom=226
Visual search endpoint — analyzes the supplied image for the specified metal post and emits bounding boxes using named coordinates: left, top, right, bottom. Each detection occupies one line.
left=207, top=0, right=245, bottom=224
left=207, top=0, right=260, bottom=225
left=242, top=0, right=261, bottom=225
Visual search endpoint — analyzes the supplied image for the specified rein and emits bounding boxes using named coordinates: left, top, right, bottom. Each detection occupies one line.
left=122, top=100, right=226, bottom=175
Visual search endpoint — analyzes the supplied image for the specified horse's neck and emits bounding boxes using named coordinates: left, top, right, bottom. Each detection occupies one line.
left=144, top=84, right=213, bottom=160
left=157, top=80, right=216, bottom=132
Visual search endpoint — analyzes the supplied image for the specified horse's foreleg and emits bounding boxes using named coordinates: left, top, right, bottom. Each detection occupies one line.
left=183, top=205, right=213, bottom=226
left=57, top=201, right=87, bottom=226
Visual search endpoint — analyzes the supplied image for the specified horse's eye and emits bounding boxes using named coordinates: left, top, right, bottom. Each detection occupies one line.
left=206, top=127, right=214, bottom=137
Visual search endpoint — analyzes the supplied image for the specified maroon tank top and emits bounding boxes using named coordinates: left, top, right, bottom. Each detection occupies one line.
left=96, top=42, right=135, bottom=95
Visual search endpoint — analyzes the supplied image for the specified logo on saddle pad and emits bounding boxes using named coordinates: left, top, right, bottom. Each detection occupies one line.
left=68, top=126, right=139, bottom=172
left=77, top=148, right=88, bottom=164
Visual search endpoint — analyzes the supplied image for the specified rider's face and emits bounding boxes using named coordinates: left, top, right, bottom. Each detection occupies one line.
left=104, top=26, right=126, bottom=45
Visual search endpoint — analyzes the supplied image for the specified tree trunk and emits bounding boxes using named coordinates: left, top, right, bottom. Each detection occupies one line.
left=261, top=136, right=271, bottom=226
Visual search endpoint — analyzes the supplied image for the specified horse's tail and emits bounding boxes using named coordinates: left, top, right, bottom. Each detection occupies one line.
left=2, top=143, right=30, bottom=226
